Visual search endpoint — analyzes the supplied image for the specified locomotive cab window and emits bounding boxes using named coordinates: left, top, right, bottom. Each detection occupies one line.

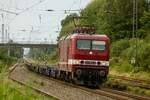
left=92, top=41, right=106, bottom=51
left=77, top=40, right=91, bottom=50
left=77, top=40, right=106, bottom=51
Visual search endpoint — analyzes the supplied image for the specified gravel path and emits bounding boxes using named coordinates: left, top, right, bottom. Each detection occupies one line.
left=9, top=64, right=114, bottom=100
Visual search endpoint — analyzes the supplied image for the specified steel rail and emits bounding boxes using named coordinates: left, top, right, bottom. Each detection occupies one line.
left=9, top=74, right=59, bottom=100
left=48, top=77, right=150, bottom=100
left=24, top=60, right=150, bottom=100
left=109, top=75, right=150, bottom=89
left=109, top=75, right=150, bottom=84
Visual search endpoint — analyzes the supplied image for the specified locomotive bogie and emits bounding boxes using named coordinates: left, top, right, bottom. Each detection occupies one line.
left=74, top=68, right=107, bottom=84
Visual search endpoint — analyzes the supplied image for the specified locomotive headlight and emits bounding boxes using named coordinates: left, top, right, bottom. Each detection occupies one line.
left=101, top=61, right=109, bottom=66
left=68, top=59, right=80, bottom=65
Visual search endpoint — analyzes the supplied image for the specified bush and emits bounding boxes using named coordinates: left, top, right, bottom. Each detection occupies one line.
left=145, top=34, right=150, bottom=42
left=111, top=39, right=130, bottom=57
left=110, top=60, right=134, bottom=73
left=120, top=39, right=150, bottom=70
left=120, top=39, right=140, bottom=60
left=137, top=43, right=150, bottom=69
left=111, top=38, right=150, bottom=71
left=48, top=49, right=58, bottom=64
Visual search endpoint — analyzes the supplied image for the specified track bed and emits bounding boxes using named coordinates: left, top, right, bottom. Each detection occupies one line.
left=9, top=64, right=112, bottom=100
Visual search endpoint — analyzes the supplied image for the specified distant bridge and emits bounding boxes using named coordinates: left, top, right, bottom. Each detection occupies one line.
left=0, top=41, right=57, bottom=48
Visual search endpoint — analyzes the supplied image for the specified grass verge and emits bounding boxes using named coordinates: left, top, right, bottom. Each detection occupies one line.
left=0, top=62, right=57, bottom=100
left=107, top=59, right=150, bottom=96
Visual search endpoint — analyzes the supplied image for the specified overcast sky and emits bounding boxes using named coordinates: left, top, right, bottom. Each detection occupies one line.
left=0, top=0, right=91, bottom=43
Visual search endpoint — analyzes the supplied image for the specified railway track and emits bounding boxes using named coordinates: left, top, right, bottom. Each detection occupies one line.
left=9, top=62, right=150, bottom=100
left=9, top=63, right=111, bottom=100
left=48, top=78, right=150, bottom=100
left=10, top=75, right=58, bottom=99
left=109, top=75, right=150, bottom=84
left=109, top=75, right=150, bottom=89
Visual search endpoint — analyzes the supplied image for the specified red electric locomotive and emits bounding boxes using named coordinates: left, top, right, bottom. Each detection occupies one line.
left=58, top=27, right=110, bottom=86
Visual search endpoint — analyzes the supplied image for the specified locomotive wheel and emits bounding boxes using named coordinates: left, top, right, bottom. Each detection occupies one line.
left=64, top=72, right=69, bottom=82
left=73, top=78, right=84, bottom=85
left=66, top=72, right=72, bottom=82
left=59, top=71, right=66, bottom=80
left=56, top=71, right=61, bottom=79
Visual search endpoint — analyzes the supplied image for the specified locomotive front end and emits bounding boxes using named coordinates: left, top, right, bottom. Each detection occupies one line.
left=70, top=34, right=110, bottom=86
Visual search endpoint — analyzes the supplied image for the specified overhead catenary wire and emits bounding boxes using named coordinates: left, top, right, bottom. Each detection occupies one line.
left=2, top=0, right=47, bottom=42
left=1, top=0, right=89, bottom=43
left=6, top=0, right=82, bottom=26
left=5, top=0, right=13, bottom=41
left=17, top=0, right=47, bottom=15
left=66, top=0, right=79, bottom=15
left=79, top=0, right=83, bottom=13
left=0, top=8, right=18, bottom=15
left=7, top=0, right=47, bottom=25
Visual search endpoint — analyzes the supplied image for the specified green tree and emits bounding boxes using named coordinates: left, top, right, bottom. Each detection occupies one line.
left=60, top=13, right=78, bottom=37
left=61, top=13, right=78, bottom=26
left=138, top=11, right=150, bottom=38
left=80, top=0, right=148, bottom=41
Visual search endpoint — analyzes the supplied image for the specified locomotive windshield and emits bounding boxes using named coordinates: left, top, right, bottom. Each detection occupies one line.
left=77, top=40, right=106, bottom=51
left=92, top=41, right=106, bottom=51
left=77, top=40, right=91, bottom=50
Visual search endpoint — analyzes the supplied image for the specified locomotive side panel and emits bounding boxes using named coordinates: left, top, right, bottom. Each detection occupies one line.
left=59, top=38, right=70, bottom=72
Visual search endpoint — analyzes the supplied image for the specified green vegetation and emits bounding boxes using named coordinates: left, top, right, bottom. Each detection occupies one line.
left=104, top=78, right=150, bottom=96
left=0, top=48, right=56, bottom=99
left=0, top=69, right=54, bottom=100
left=47, top=49, right=58, bottom=64
left=0, top=58, right=17, bottom=73
left=60, top=0, right=150, bottom=80
left=29, top=47, right=58, bottom=64
left=59, top=1, right=150, bottom=95
left=3, top=0, right=149, bottom=98
left=110, top=38, right=150, bottom=80
left=0, top=48, right=17, bottom=72
left=60, top=0, right=148, bottom=40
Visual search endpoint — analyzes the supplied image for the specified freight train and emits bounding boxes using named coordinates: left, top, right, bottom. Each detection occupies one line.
left=26, top=27, right=110, bottom=87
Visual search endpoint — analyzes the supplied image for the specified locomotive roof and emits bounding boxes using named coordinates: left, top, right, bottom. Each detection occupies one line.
left=69, top=34, right=109, bottom=40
